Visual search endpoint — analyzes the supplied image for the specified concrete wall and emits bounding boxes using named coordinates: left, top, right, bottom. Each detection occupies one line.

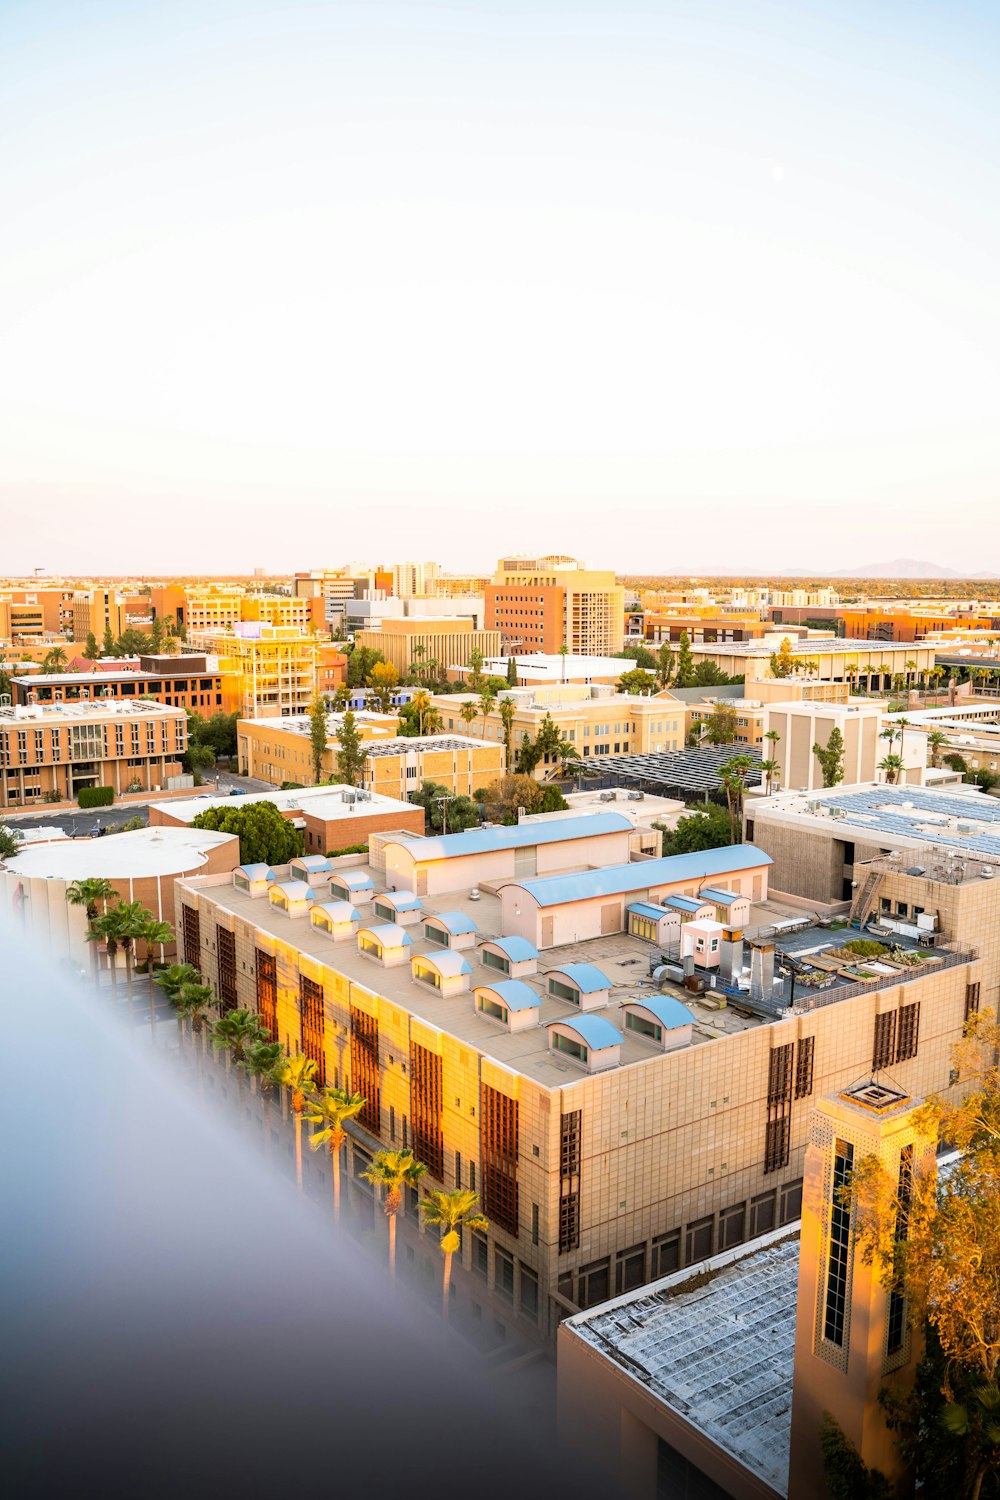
left=384, top=827, right=632, bottom=897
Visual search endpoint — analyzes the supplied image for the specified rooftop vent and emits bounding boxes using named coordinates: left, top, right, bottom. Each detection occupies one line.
left=840, top=1079, right=910, bottom=1114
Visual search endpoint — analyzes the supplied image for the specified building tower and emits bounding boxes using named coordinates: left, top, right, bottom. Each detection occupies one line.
left=788, top=1079, right=936, bottom=1498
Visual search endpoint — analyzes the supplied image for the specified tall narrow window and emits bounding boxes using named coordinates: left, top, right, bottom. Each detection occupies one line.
left=965, top=981, right=981, bottom=1025
left=886, top=1145, right=913, bottom=1356
left=873, top=1011, right=896, bottom=1072
left=559, top=1109, right=581, bottom=1252
left=823, top=1139, right=854, bottom=1347
left=350, top=1007, right=380, bottom=1134
left=216, top=927, right=237, bottom=1013
left=895, top=1003, right=920, bottom=1064
left=410, top=1042, right=444, bottom=1181
left=794, top=1036, right=815, bottom=1099
left=255, top=950, right=277, bottom=1041
left=765, top=1043, right=793, bottom=1173
left=299, top=974, right=326, bottom=1087
left=481, top=1084, right=519, bottom=1236
left=182, top=904, right=200, bottom=968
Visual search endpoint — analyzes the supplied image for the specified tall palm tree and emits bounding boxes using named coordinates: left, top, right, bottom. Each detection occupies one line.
left=112, top=900, right=153, bottom=1002
left=155, top=963, right=202, bottom=1041
left=762, top=728, right=781, bottom=794
left=305, top=1087, right=366, bottom=1220
left=459, top=701, right=478, bottom=737
left=66, top=877, right=117, bottom=978
left=499, top=698, right=516, bottom=767
left=139, top=917, right=174, bottom=1021
left=86, top=910, right=121, bottom=991
left=717, top=755, right=754, bottom=844
left=274, top=1054, right=319, bottom=1189
left=410, top=689, right=432, bottom=735
left=40, top=645, right=68, bottom=674
left=361, top=1149, right=427, bottom=1275
left=927, top=730, right=949, bottom=768
left=477, top=688, right=496, bottom=739
left=878, top=753, right=905, bottom=786
left=240, top=1039, right=283, bottom=1094
left=419, top=1188, right=488, bottom=1314
left=174, top=980, right=214, bottom=1041
left=211, top=1009, right=269, bottom=1075
left=760, top=758, right=779, bottom=796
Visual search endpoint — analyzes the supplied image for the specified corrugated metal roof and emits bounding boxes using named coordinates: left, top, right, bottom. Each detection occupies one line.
left=385, top=812, right=632, bottom=862
left=548, top=1015, right=622, bottom=1049
left=663, top=894, right=708, bottom=913
left=426, top=910, right=479, bottom=936
left=624, top=995, right=695, bottom=1029
left=699, top=886, right=741, bottom=904
left=626, top=902, right=672, bottom=921
left=513, top=846, right=772, bottom=908
left=359, top=924, right=413, bottom=946
left=414, top=951, right=472, bottom=978
left=482, top=935, right=539, bottom=961
left=549, top=962, right=612, bottom=993
left=478, top=979, right=541, bottom=1011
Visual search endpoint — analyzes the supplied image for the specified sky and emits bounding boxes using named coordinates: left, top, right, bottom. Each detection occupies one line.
left=1, top=0, right=998, bottom=576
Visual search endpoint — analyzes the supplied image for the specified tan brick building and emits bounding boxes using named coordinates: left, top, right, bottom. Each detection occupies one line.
left=0, top=700, right=187, bottom=808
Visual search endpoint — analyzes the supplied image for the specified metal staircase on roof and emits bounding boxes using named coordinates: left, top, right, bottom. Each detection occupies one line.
left=850, top=865, right=885, bottom=927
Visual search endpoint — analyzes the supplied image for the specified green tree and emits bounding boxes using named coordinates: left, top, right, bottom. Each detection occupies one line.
left=878, top=753, right=905, bottom=785
left=656, top=803, right=733, bottom=854
left=820, top=1415, right=892, bottom=1500
left=515, top=730, right=541, bottom=776
left=362, top=1148, right=427, bottom=1276
left=420, top=1188, right=489, bottom=1314
left=770, top=637, right=795, bottom=678
left=614, top=644, right=657, bottom=670
left=101, top=624, right=116, bottom=657
left=459, top=700, right=479, bottom=737
left=191, top=801, right=303, bottom=865
left=467, top=648, right=485, bottom=692
left=139, top=917, right=174, bottom=1019
left=702, top=702, right=738, bottom=745
left=813, top=726, right=845, bottom=787
left=718, top=754, right=754, bottom=843
left=656, top=644, right=675, bottom=688
left=927, top=730, right=949, bottom=768
left=759, top=758, right=779, bottom=796
left=112, top=899, right=154, bottom=1003
left=173, top=979, right=214, bottom=1035
left=499, top=698, right=516, bottom=766
left=308, top=694, right=328, bottom=784
left=506, top=655, right=517, bottom=687
left=87, top=909, right=123, bottom=990
left=83, top=631, right=99, bottom=660
left=692, top=661, right=736, bottom=686
left=478, top=687, right=497, bottom=738
left=674, top=631, right=695, bottom=688
left=306, top=1087, right=367, bottom=1220
left=346, top=645, right=385, bottom=688
left=336, top=710, right=368, bottom=787
left=211, top=1008, right=268, bottom=1071
left=274, top=1054, right=319, bottom=1189
left=410, top=689, right=432, bottom=736
left=617, top=667, right=658, bottom=695
left=367, top=660, right=399, bottom=715
left=40, top=646, right=68, bottom=674
left=66, top=876, right=116, bottom=976
left=240, top=1039, right=283, bottom=1093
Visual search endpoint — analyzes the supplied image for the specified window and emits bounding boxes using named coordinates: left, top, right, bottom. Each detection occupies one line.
left=559, top=1110, right=581, bottom=1253
left=616, top=1244, right=646, bottom=1294
left=255, top=950, right=277, bottom=1040
left=720, top=1203, right=745, bottom=1249
left=455, top=1150, right=462, bottom=1189
left=549, top=978, right=581, bottom=1004
left=350, top=1007, right=380, bottom=1134
left=579, top=1258, right=610, bottom=1308
left=495, top=1246, right=515, bottom=1302
left=965, top=981, right=981, bottom=1025
left=765, top=1117, right=790, bottom=1174
left=685, top=1216, right=713, bottom=1264
left=652, top=1230, right=680, bottom=1279
left=551, top=1031, right=587, bottom=1062
left=780, top=1179, right=803, bottom=1224
left=765, top=1042, right=793, bottom=1173
left=216, top=927, right=237, bottom=1013
left=628, top=913, right=657, bottom=942
left=795, top=1036, right=815, bottom=1098
left=625, top=1011, right=661, bottom=1042
left=482, top=948, right=509, bottom=974
left=519, top=1265, right=539, bottom=1323
left=476, top=994, right=508, bottom=1023
left=873, top=1011, right=896, bottom=1072
left=410, top=1041, right=444, bottom=1181
left=472, top=1231, right=488, bottom=1280
left=824, top=1141, right=854, bottom=1346
left=481, top=1085, right=519, bottom=1236
left=424, top=922, right=448, bottom=946
left=749, top=1190, right=776, bottom=1237
left=895, top=1003, right=920, bottom=1064
left=181, top=904, right=200, bottom=966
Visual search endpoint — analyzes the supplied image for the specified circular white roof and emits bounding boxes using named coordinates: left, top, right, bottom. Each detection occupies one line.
left=3, top=826, right=235, bottom=880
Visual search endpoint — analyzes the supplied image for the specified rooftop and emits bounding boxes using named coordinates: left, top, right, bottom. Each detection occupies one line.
left=385, top=811, right=633, bottom=861
left=510, top=846, right=772, bottom=908
left=694, top=637, right=934, bottom=658
left=576, top=743, right=764, bottom=794
left=3, top=825, right=235, bottom=879
left=148, top=785, right=418, bottom=825
left=567, top=1230, right=799, bottom=1496
left=0, top=698, right=183, bottom=724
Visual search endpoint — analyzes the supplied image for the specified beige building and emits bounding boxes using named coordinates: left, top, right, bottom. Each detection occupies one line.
left=487, top=556, right=626, bottom=656
left=354, top=619, right=501, bottom=678
left=689, top=638, right=939, bottom=687
left=430, top=685, right=684, bottom=776
left=175, top=838, right=980, bottom=1346
left=0, top=699, right=187, bottom=808
left=71, top=588, right=128, bottom=644
left=192, top=625, right=325, bottom=717
left=237, top=713, right=504, bottom=798
left=762, top=699, right=930, bottom=793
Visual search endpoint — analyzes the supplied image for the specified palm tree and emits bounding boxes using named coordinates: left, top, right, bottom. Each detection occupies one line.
left=274, top=1054, right=319, bottom=1189
left=240, top=1039, right=283, bottom=1093
left=174, top=980, right=214, bottom=1040
left=904, top=659, right=918, bottom=689
left=878, top=753, right=905, bottom=786
left=760, top=758, right=779, bottom=796
left=477, top=688, right=496, bottom=739
left=762, top=729, right=780, bottom=793
left=361, top=1149, right=427, bottom=1275
left=211, top=1008, right=268, bottom=1071
left=459, top=701, right=478, bottom=737
left=139, top=917, right=174, bottom=1022
left=86, top=910, right=121, bottom=991
left=419, top=1188, right=488, bottom=1314
left=499, top=698, right=516, bottom=767
left=154, top=961, right=201, bottom=1005
left=40, top=645, right=68, bottom=674
left=927, top=730, right=949, bottom=768
left=305, top=1087, right=366, bottom=1220
left=112, top=900, right=153, bottom=1002
left=717, top=755, right=754, bottom=844
left=410, top=689, right=432, bottom=736
left=66, top=877, right=117, bottom=978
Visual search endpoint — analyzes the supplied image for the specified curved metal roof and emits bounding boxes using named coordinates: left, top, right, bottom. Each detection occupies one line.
left=269, top=881, right=314, bottom=901
left=292, top=854, right=332, bottom=871
left=377, top=891, right=423, bottom=911
left=414, top=951, right=472, bottom=978
left=426, top=910, right=479, bottom=936
left=477, top=979, right=541, bottom=1012
left=624, top=995, right=695, bottom=1029
left=384, top=812, right=632, bottom=862
left=332, top=869, right=375, bottom=890
left=358, top=923, right=413, bottom=946
left=482, top=935, right=539, bottom=961
left=311, top=901, right=361, bottom=924
left=238, top=863, right=274, bottom=881
left=547, top=1015, right=623, bottom=1049
left=548, top=962, right=612, bottom=993
left=511, top=846, right=772, bottom=909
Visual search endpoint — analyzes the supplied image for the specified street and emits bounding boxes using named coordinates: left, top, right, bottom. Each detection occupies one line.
left=3, top=769, right=278, bottom=839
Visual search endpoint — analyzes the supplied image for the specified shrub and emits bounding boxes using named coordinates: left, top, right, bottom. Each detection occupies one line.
left=842, top=938, right=887, bottom=958
left=78, top=786, right=113, bottom=808
left=325, top=842, right=369, bottom=857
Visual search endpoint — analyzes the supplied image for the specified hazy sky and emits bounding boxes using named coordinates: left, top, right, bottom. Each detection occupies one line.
left=2, top=1, right=998, bottom=576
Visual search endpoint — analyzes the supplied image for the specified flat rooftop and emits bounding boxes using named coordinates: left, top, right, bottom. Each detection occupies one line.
left=183, top=872, right=777, bottom=1088
left=148, top=785, right=418, bottom=825
left=3, top=825, right=234, bottom=878
left=753, top=782, right=1000, bottom=868
left=0, top=698, right=182, bottom=724
left=566, top=1229, right=799, bottom=1497
left=695, top=638, right=933, bottom=657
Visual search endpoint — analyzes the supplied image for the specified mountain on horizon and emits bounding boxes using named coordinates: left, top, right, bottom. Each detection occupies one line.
left=830, top=557, right=963, bottom=579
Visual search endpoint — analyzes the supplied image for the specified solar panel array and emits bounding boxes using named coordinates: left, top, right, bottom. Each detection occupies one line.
left=820, top=785, right=1000, bottom=861
left=577, top=743, right=763, bottom=794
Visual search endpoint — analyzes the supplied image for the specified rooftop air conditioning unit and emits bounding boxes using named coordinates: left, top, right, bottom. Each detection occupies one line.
left=981, top=867, right=995, bottom=880
left=469, top=888, right=481, bottom=901
left=628, top=790, right=644, bottom=801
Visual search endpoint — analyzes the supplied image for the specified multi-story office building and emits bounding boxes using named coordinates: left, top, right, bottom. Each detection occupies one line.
left=190, top=625, right=343, bottom=718
left=11, top=654, right=242, bottom=715
left=176, top=833, right=980, bottom=1344
left=151, top=585, right=326, bottom=636
left=0, top=699, right=187, bottom=808
left=237, top=714, right=503, bottom=797
left=70, top=588, right=128, bottom=644
left=487, top=557, right=625, bottom=657
left=354, top=619, right=501, bottom=678
left=430, top=685, right=684, bottom=773
left=688, top=637, right=939, bottom=687
left=390, top=561, right=441, bottom=598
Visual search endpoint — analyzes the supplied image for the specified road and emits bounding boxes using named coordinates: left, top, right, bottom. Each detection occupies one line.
left=3, top=770, right=278, bottom=839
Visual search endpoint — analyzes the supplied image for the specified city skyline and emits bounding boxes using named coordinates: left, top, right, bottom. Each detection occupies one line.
left=2, top=0, right=998, bottom=575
